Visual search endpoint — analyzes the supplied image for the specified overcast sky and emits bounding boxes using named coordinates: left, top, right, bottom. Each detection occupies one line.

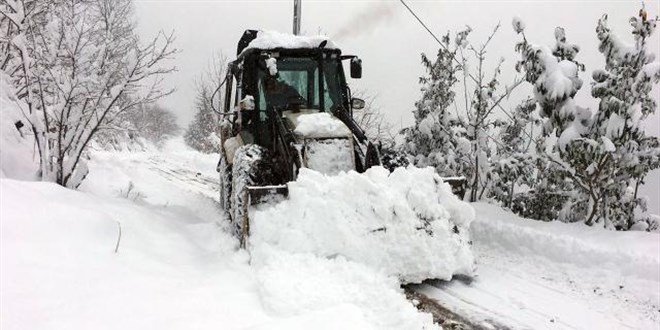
left=134, top=0, right=659, bottom=211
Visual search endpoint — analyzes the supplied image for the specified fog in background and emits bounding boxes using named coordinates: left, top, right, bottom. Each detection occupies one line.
left=134, top=0, right=659, bottom=212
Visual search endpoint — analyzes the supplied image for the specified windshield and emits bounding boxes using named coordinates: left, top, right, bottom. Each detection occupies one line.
left=257, top=56, right=346, bottom=113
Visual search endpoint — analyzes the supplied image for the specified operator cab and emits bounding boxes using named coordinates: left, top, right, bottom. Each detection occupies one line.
left=229, top=30, right=365, bottom=149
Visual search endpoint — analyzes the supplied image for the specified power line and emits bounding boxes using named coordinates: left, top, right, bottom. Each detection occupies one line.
left=398, top=0, right=446, bottom=51
left=398, top=0, right=468, bottom=77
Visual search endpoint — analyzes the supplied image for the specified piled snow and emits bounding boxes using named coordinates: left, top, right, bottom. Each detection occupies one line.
left=0, top=178, right=271, bottom=330
left=241, top=30, right=338, bottom=55
left=304, top=138, right=354, bottom=175
left=250, top=166, right=476, bottom=283
left=470, top=203, right=660, bottom=282
left=292, top=112, right=351, bottom=138
left=0, top=72, right=38, bottom=180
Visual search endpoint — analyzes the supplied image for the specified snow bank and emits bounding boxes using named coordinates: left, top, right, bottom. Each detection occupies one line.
left=0, top=72, right=38, bottom=180
left=470, top=203, right=660, bottom=282
left=241, top=30, right=338, bottom=55
left=250, top=166, right=476, bottom=284
left=0, top=178, right=269, bottom=330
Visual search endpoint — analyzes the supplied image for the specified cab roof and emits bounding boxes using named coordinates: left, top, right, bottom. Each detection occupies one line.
left=237, top=30, right=340, bottom=58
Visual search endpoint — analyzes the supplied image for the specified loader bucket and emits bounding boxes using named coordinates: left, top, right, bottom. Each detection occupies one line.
left=239, top=184, right=289, bottom=248
left=248, top=185, right=289, bottom=205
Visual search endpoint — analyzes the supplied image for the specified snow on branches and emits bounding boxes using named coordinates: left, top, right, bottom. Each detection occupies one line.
left=0, top=0, right=176, bottom=188
left=404, top=25, right=526, bottom=203
left=513, top=7, right=660, bottom=230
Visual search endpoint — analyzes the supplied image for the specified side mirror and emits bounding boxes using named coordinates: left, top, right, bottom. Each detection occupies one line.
left=351, top=98, right=365, bottom=110
left=350, top=57, right=362, bottom=79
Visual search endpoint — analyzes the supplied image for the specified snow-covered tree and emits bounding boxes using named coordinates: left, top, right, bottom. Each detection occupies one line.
left=123, top=103, right=179, bottom=145
left=351, top=90, right=394, bottom=144
left=0, top=0, right=176, bottom=188
left=490, top=98, right=540, bottom=208
left=405, top=26, right=524, bottom=202
left=403, top=32, right=463, bottom=177
left=185, top=86, right=219, bottom=153
left=513, top=8, right=660, bottom=229
left=589, top=11, right=660, bottom=229
left=184, top=53, right=226, bottom=153
left=458, top=23, right=526, bottom=202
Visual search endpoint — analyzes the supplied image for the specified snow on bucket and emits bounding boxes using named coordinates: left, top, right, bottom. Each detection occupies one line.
left=249, top=166, right=476, bottom=283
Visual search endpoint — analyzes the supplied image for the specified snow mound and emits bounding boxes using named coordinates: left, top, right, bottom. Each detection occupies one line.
left=0, top=72, right=38, bottom=180
left=241, top=30, right=338, bottom=55
left=250, top=166, right=476, bottom=283
left=293, top=112, right=351, bottom=138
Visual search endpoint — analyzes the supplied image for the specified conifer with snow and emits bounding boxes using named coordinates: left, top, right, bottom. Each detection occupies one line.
left=184, top=87, right=220, bottom=153
left=514, top=8, right=660, bottom=229
left=403, top=32, right=463, bottom=178
left=490, top=98, right=539, bottom=208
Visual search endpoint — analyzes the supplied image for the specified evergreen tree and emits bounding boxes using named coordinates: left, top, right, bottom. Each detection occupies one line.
left=513, top=8, right=660, bottom=229
left=403, top=32, right=463, bottom=177
left=184, top=87, right=219, bottom=153
left=490, top=98, right=539, bottom=208
left=589, top=11, right=660, bottom=229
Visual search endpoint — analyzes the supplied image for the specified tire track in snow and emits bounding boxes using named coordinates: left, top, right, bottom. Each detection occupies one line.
left=145, top=156, right=219, bottom=199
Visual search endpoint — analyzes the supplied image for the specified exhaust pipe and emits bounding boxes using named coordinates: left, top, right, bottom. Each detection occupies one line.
left=293, top=0, right=301, bottom=35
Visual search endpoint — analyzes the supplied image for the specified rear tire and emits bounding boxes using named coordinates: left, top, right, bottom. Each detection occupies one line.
left=231, top=144, right=276, bottom=246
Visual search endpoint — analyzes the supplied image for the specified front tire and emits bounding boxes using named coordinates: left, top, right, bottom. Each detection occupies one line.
left=218, top=151, right=232, bottom=219
left=231, top=144, right=276, bottom=246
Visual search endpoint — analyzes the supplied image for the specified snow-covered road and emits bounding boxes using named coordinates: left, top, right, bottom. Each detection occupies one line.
left=414, top=204, right=660, bottom=330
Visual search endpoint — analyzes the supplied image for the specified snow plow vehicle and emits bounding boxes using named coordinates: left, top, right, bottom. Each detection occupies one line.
left=217, top=30, right=381, bottom=246
left=217, top=31, right=472, bottom=281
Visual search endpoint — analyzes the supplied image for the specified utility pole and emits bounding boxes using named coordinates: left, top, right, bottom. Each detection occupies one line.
left=293, top=0, right=301, bottom=35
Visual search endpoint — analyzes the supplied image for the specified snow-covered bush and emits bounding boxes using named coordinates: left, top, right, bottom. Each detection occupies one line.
left=379, top=143, right=410, bottom=172
left=514, top=7, right=660, bottom=229
left=0, top=0, right=176, bottom=188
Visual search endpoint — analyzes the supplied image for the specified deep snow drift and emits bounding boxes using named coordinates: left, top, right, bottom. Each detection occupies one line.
left=250, top=166, right=476, bottom=283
